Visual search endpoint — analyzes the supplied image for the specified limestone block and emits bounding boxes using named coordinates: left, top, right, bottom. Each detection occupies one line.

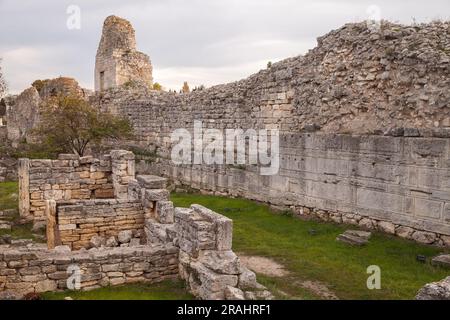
left=144, top=189, right=169, bottom=202
left=431, top=255, right=450, bottom=269
left=198, top=250, right=241, bottom=275
left=224, top=286, right=245, bottom=300
left=137, top=175, right=167, bottom=189
left=238, top=266, right=258, bottom=290
left=377, top=221, right=396, bottom=234
left=118, top=230, right=133, bottom=244
left=155, top=201, right=174, bottom=224
left=411, top=231, right=437, bottom=244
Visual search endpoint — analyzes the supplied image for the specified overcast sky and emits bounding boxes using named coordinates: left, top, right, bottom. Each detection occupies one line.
left=0, top=0, right=449, bottom=94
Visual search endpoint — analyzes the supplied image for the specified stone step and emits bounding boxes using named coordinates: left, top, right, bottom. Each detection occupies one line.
left=336, top=233, right=368, bottom=246
left=431, top=255, right=450, bottom=269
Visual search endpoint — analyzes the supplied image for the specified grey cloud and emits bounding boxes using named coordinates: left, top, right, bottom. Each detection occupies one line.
left=0, top=0, right=449, bottom=93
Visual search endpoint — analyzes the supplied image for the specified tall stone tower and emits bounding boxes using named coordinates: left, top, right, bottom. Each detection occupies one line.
left=95, top=15, right=153, bottom=91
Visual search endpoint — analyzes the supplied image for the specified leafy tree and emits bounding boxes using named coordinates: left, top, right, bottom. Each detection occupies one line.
left=152, top=82, right=162, bottom=91
left=267, top=61, right=272, bottom=68
left=0, top=59, right=7, bottom=98
left=182, top=81, right=190, bottom=93
left=35, top=95, right=133, bottom=156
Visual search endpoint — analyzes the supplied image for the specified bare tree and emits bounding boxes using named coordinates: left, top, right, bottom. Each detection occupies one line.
left=0, top=58, right=7, bottom=98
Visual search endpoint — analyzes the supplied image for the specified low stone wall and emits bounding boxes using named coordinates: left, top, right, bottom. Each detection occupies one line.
left=52, top=199, right=145, bottom=250
left=0, top=244, right=178, bottom=297
left=19, top=150, right=135, bottom=224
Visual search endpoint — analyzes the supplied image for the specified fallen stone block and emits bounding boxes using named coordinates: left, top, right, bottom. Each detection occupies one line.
left=431, top=255, right=450, bottom=269
left=137, top=175, right=167, bottom=189
left=416, top=277, right=450, bottom=300
left=336, top=230, right=370, bottom=246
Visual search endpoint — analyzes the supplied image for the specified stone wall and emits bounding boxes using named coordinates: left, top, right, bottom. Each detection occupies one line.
left=19, top=150, right=135, bottom=225
left=2, top=167, right=271, bottom=300
left=0, top=244, right=178, bottom=297
left=51, top=199, right=145, bottom=250
left=93, top=20, right=450, bottom=246
left=145, top=133, right=450, bottom=246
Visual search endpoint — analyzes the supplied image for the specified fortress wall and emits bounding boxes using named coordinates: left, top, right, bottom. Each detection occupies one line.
left=146, top=133, right=450, bottom=246
left=95, top=64, right=450, bottom=246
left=93, top=21, right=450, bottom=245
left=96, top=84, right=450, bottom=246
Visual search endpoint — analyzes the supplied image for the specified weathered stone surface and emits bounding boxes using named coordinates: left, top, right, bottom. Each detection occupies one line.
left=377, top=221, right=396, bottom=235
left=337, top=231, right=369, bottom=246
left=199, top=251, right=240, bottom=275
left=416, top=277, right=450, bottom=300
left=118, top=230, right=132, bottom=244
left=155, top=201, right=174, bottom=224
left=238, top=267, right=258, bottom=290
left=136, top=175, right=167, bottom=190
left=106, top=236, right=118, bottom=247
left=224, top=286, right=245, bottom=300
left=431, top=255, right=450, bottom=269
left=411, top=231, right=437, bottom=244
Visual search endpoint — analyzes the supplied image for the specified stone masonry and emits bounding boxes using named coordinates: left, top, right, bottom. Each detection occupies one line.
left=92, top=19, right=450, bottom=247
left=1, top=151, right=269, bottom=300
left=95, top=15, right=153, bottom=92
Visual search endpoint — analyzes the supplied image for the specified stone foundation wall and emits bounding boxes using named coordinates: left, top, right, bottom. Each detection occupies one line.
left=0, top=244, right=178, bottom=297
left=53, top=199, right=145, bottom=250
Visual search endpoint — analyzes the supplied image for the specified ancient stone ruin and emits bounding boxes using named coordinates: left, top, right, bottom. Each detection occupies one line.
left=95, top=15, right=153, bottom=92
left=1, top=15, right=450, bottom=299
left=0, top=150, right=272, bottom=300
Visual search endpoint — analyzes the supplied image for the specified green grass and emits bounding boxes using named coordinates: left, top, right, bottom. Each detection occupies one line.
left=0, top=181, right=19, bottom=211
left=0, top=182, right=44, bottom=241
left=171, top=192, right=449, bottom=300
left=41, top=280, right=194, bottom=300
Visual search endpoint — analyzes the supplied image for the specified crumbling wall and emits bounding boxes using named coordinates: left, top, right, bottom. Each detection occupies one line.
left=94, top=21, right=450, bottom=246
left=0, top=244, right=178, bottom=297
left=95, top=15, right=153, bottom=91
